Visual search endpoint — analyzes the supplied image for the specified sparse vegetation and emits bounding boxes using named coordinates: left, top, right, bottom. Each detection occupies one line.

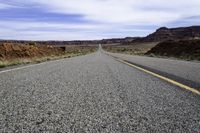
left=0, top=43, right=97, bottom=68
left=146, top=39, right=200, bottom=61
left=103, top=42, right=158, bottom=55
left=28, top=42, right=37, bottom=46
left=103, top=39, right=200, bottom=61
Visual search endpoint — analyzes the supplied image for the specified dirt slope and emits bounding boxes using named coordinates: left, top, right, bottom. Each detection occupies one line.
left=0, top=43, right=65, bottom=60
left=146, top=39, right=200, bottom=60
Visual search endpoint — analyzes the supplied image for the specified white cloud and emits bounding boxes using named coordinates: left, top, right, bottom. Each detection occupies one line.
left=0, top=0, right=200, bottom=40
left=0, top=21, right=105, bottom=30
left=0, top=20, right=150, bottom=40
left=0, top=21, right=99, bottom=40
left=0, top=3, right=14, bottom=9
left=32, top=0, right=200, bottom=25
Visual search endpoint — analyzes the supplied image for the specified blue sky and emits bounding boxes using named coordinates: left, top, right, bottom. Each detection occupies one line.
left=0, top=0, right=200, bottom=40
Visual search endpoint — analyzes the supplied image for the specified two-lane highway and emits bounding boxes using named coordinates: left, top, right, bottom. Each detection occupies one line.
left=0, top=51, right=200, bottom=132
left=108, top=52, right=200, bottom=89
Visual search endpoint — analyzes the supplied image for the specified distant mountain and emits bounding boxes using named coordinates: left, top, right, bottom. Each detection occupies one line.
left=1, top=26, right=200, bottom=45
left=101, top=37, right=140, bottom=44
left=0, top=37, right=140, bottom=46
left=113, top=26, right=200, bottom=44
left=142, top=26, right=200, bottom=42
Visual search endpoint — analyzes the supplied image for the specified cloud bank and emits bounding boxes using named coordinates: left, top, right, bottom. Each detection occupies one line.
left=0, top=0, right=200, bottom=40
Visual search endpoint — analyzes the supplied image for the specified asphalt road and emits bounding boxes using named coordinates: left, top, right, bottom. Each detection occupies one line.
left=0, top=51, right=200, bottom=132
left=109, top=52, right=200, bottom=89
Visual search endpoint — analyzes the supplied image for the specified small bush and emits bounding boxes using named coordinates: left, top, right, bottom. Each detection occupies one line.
left=29, top=42, right=37, bottom=46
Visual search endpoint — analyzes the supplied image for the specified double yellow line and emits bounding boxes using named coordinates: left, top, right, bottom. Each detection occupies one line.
left=110, top=54, right=200, bottom=95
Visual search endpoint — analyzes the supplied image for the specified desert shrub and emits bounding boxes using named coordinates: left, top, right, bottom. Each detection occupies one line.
left=29, top=42, right=37, bottom=46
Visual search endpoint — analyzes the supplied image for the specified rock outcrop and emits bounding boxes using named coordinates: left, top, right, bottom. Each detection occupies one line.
left=144, top=26, right=200, bottom=42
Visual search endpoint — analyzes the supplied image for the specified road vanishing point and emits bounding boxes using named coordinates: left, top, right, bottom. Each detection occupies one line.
left=0, top=49, right=200, bottom=132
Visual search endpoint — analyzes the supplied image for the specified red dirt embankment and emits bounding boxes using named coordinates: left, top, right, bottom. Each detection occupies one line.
left=0, top=43, right=65, bottom=60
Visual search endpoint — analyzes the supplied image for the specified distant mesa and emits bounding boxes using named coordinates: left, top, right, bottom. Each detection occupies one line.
left=0, top=26, right=200, bottom=45
left=156, top=27, right=169, bottom=31
left=143, top=26, right=200, bottom=42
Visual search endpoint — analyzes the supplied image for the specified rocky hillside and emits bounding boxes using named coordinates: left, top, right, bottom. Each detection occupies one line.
left=146, top=39, right=200, bottom=60
left=143, top=26, right=200, bottom=42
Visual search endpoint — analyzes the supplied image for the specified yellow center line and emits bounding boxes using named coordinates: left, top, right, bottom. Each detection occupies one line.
left=111, top=55, right=200, bottom=95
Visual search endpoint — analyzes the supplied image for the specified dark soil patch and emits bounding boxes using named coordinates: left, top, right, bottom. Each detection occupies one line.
left=146, top=40, right=200, bottom=61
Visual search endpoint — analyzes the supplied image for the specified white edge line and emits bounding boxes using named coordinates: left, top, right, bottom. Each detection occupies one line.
left=0, top=58, right=65, bottom=74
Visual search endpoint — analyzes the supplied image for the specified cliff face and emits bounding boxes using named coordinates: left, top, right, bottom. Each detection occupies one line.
left=144, top=26, right=200, bottom=42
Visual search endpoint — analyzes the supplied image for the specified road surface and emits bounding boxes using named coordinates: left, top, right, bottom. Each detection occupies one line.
left=0, top=51, right=200, bottom=132
left=108, top=52, right=200, bottom=89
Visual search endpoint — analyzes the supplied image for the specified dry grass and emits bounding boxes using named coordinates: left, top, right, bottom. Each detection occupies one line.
left=0, top=45, right=97, bottom=68
left=103, top=42, right=158, bottom=55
